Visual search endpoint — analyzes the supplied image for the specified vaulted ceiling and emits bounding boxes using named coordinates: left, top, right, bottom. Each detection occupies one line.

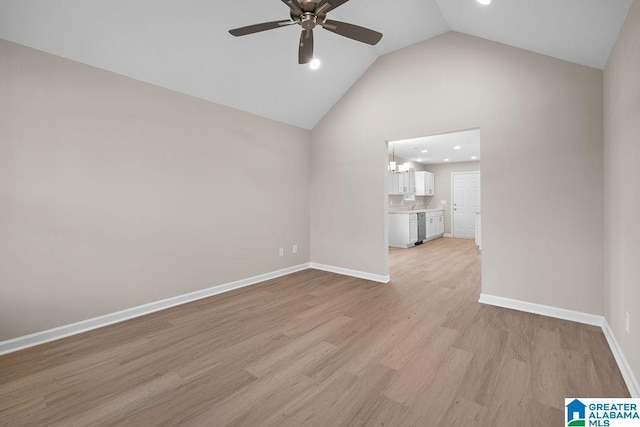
left=0, top=0, right=633, bottom=129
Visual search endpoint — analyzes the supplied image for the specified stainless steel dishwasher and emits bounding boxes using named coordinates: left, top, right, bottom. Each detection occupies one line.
left=417, top=212, right=426, bottom=244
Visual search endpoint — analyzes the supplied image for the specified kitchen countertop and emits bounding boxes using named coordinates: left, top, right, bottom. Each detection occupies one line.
left=389, top=208, right=445, bottom=214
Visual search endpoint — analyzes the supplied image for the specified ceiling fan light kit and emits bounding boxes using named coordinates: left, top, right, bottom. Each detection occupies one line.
left=229, top=0, right=383, bottom=65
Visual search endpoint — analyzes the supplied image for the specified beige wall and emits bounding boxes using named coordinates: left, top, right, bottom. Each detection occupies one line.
left=0, top=40, right=311, bottom=340
left=425, top=161, right=481, bottom=234
left=604, top=0, right=640, bottom=389
left=311, top=32, right=604, bottom=314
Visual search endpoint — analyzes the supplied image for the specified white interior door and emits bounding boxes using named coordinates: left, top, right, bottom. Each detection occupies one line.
left=452, top=172, right=481, bottom=239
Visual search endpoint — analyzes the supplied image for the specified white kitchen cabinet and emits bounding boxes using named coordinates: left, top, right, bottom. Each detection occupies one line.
left=415, top=171, right=426, bottom=195
left=424, top=211, right=444, bottom=241
left=389, top=210, right=445, bottom=248
left=437, top=211, right=445, bottom=235
left=389, top=213, right=419, bottom=248
left=426, top=172, right=434, bottom=196
left=388, top=173, right=401, bottom=195
left=388, top=169, right=416, bottom=195
left=405, top=169, right=416, bottom=194
left=409, top=215, right=418, bottom=244
left=429, top=214, right=437, bottom=238
left=415, top=171, right=435, bottom=196
left=388, top=172, right=407, bottom=195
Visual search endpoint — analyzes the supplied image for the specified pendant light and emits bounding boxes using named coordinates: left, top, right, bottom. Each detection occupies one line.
left=389, top=142, right=410, bottom=173
left=389, top=141, right=397, bottom=172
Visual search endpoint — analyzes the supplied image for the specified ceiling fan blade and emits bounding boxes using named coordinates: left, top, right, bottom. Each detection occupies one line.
left=298, top=29, right=314, bottom=64
left=280, top=0, right=303, bottom=16
left=315, top=0, right=350, bottom=15
left=321, top=20, right=383, bottom=45
left=229, top=20, right=295, bottom=37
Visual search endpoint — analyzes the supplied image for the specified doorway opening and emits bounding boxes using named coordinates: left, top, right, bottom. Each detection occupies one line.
left=385, top=128, right=482, bottom=276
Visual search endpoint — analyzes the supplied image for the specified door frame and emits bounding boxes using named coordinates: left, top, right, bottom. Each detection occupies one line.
left=450, top=171, right=481, bottom=239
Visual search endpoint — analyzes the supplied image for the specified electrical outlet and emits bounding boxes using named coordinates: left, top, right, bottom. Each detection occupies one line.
left=279, top=248, right=284, bottom=257
left=293, top=244, right=298, bottom=254
left=626, top=312, right=630, bottom=334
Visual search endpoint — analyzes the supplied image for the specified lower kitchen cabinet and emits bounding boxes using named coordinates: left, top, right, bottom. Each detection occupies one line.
left=409, top=215, right=418, bottom=244
left=428, top=215, right=436, bottom=237
left=389, top=213, right=418, bottom=248
left=389, top=210, right=445, bottom=248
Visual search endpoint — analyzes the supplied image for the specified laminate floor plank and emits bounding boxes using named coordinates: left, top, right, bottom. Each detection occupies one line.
left=0, top=238, right=630, bottom=426
left=439, top=397, right=488, bottom=426
left=105, top=365, right=258, bottom=426
left=530, top=327, right=565, bottom=409
left=398, top=346, right=474, bottom=427
left=383, top=326, right=459, bottom=406
left=360, top=395, right=410, bottom=427
left=453, top=320, right=509, bottom=406
left=244, top=317, right=349, bottom=377
left=484, top=356, right=531, bottom=426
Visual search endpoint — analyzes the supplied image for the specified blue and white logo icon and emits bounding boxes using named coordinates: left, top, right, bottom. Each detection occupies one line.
left=565, top=398, right=640, bottom=426
left=567, top=399, right=587, bottom=426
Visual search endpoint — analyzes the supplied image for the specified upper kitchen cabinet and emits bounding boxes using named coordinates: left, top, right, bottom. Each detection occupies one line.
left=388, top=169, right=416, bottom=195
left=388, top=173, right=395, bottom=195
left=415, top=171, right=425, bottom=195
left=407, top=169, right=416, bottom=194
left=415, top=171, right=434, bottom=196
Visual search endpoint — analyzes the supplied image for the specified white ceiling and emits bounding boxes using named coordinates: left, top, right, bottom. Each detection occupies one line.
left=391, top=129, right=481, bottom=165
left=437, top=0, right=633, bottom=69
left=0, top=0, right=633, bottom=129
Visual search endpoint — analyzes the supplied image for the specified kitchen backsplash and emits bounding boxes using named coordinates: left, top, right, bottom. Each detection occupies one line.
left=389, top=195, right=430, bottom=208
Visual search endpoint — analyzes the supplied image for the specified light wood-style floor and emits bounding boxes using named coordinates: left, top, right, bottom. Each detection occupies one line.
left=0, top=238, right=629, bottom=426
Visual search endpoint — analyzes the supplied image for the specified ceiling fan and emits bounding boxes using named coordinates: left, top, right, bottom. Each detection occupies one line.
left=229, top=0, right=383, bottom=65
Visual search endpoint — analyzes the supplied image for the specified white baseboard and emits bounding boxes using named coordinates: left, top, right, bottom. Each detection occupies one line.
left=478, top=293, right=604, bottom=326
left=0, top=262, right=393, bottom=356
left=479, top=293, right=639, bottom=398
left=309, top=263, right=390, bottom=283
left=0, top=263, right=310, bottom=356
left=602, top=320, right=640, bottom=398
left=444, top=233, right=453, bottom=238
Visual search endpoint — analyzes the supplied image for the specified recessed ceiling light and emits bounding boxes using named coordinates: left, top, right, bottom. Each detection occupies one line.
left=477, top=0, right=491, bottom=5
left=453, top=146, right=462, bottom=150
left=309, top=58, right=321, bottom=70
left=416, top=158, right=423, bottom=162
left=444, top=159, right=450, bottom=162
left=471, top=156, right=478, bottom=160
left=421, top=150, right=428, bottom=153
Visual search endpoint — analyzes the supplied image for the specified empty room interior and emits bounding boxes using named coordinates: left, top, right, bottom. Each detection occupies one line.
left=1, top=0, right=639, bottom=425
